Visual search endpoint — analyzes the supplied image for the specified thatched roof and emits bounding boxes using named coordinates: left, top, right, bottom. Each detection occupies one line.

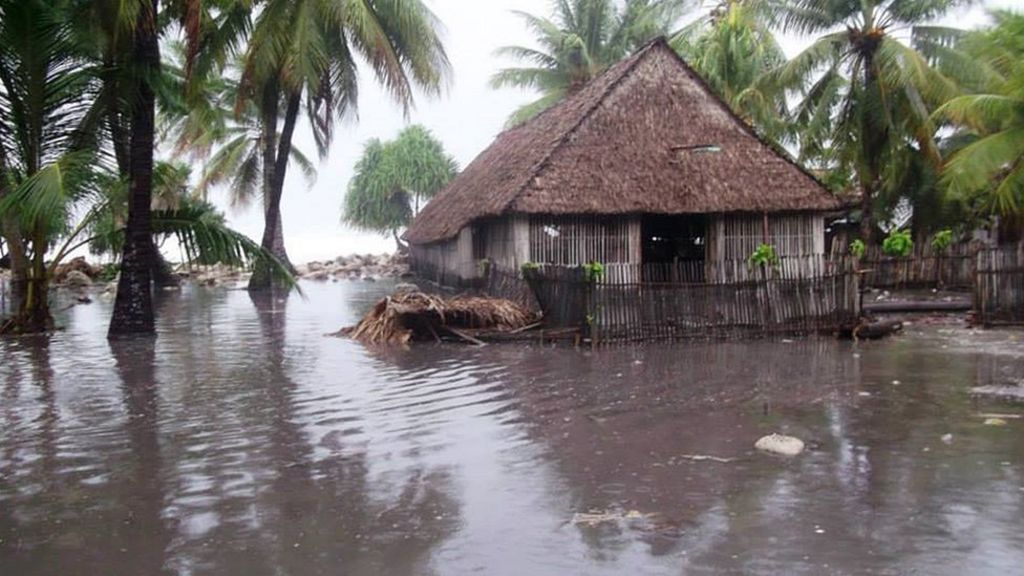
left=406, top=38, right=840, bottom=245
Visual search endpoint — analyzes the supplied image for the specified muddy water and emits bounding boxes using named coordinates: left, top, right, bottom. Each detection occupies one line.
left=1, top=281, right=1022, bottom=575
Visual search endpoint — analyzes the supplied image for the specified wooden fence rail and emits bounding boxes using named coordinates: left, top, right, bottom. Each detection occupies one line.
left=975, top=246, right=1024, bottom=326
left=524, top=262, right=859, bottom=344
left=858, top=243, right=977, bottom=289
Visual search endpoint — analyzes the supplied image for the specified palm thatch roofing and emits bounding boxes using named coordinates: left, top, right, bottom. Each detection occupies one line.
left=405, top=38, right=840, bottom=245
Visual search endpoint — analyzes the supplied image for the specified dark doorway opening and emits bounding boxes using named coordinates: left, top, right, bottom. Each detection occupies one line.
left=641, top=215, right=706, bottom=282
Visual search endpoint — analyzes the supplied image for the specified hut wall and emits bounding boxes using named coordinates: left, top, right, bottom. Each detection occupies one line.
left=409, top=226, right=476, bottom=285
left=526, top=215, right=641, bottom=283
left=709, top=213, right=824, bottom=259
left=527, top=215, right=641, bottom=262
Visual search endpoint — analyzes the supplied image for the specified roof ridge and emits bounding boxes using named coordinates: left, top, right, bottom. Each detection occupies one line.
left=504, top=39, right=666, bottom=211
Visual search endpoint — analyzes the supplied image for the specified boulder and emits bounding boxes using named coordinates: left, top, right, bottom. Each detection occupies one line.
left=755, top=434, right=805, bottom=456
left=63, top=270, right=93, bottom=289
left=53, top=256, right=100, bottom=283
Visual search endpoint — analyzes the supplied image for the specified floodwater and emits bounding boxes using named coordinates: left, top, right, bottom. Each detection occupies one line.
left=1, top=281, right=1023, bottom=576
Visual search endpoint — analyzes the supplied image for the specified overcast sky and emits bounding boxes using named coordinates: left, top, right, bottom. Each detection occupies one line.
left=210, top=0, right=1017, bottom=264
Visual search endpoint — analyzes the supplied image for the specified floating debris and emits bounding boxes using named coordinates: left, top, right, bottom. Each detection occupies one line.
left=755, top=434, right=805, bottom=456
left=571, top=510, right=645, bottom=526
left=340, top=290, right=538, bottom=345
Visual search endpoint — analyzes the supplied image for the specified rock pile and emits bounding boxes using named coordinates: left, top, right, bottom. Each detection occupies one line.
left=297, top=252, right=410, bottom=282
left=52, top=257, right=103, bottom=286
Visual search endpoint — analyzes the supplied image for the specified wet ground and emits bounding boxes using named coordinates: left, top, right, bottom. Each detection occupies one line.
left=1, top=280, right=1023, bottom=575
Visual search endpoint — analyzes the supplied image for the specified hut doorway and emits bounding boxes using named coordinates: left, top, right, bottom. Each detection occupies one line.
left=641, top=215, right=706, bottom=282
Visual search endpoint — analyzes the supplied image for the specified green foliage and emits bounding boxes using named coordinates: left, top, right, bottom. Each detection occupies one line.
left=492, top=0, right=689, bottom=125
left=931, top=229, right=954, bottom=251
left=343, top=126, right=458, bottom=237
left=520, top=261, right=541, bottom=278
left=582, top=261, right=605, bottom=282
left=849, top=239, right=866, bottom=259
left=748, top=244, right=778, bottom=267
left=95, top=263, right=119, bottom=283
left=882, top=230, right=914, bottom=257
left=765, top=0, right=972, bottom=235
left=670, top=0, right=788, bottom=140
left=477, top=258, right=492, bottom=277
left=934, top=11, right=1024, bottom=217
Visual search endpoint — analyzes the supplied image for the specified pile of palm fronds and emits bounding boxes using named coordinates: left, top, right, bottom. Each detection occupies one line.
left=342, top=290, right=538, bottom=345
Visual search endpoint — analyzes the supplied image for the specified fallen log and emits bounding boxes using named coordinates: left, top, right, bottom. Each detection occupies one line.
left=862, top=300, right=971, bottom=313
left=838, top=318, right=904, bottom=340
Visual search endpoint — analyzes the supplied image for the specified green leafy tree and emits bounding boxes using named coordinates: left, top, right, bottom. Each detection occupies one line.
left=934, top=10, right=1024, bottom=234
left=0, top=0, right=103, bottom=333
left=236, top=0, right=451, bottom=292
left=492, top=0, right=690, bottom=125
left=161, top=53, right=317, bottom=213
left=767, top=0, right=972, bottom=241
left=671, top=0, right=788, bottom=139
left=343, top=126, right=458, bottom=250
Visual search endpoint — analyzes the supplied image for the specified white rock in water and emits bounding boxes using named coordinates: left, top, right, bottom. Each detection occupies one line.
left=755, top=434, right=805, bottom=456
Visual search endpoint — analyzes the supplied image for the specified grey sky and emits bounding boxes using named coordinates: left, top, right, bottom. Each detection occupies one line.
left=213, top=0, right=1018, bottom=263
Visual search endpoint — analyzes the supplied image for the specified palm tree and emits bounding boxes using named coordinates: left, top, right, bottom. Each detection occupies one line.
left=766, top=0, right=971, bottom=240
left=671, top=0, right=788, bottom=140
left=237, top=0, right=450, bottom=292
left=161, top=56, right=317, bottom=213
left=934, top=10, right=1024, bottom=236
left=343, top=125, right=458, bottom=250
left=0, top=0, right=103, bottom=333
left=492, top=0, right=691, bottom=126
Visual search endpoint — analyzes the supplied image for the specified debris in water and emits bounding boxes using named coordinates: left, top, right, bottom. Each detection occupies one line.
left=755, top=434, right=805, bottom=456
left=970, top=386, right=1024, bottom=403
left=572, top=510, right=646, bottom=526
left=984, top=418, right=1008, bottom=426
left=338, top=290, right=537, bottom=345
left=941, top=433, right=954, bottom=444
left=677, top=454, right=737, bottom=464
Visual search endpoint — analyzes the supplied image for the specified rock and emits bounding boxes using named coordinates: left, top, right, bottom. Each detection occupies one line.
left=53, top=256, right=100, bottom=283
left=362, top=275, right=376, bottom=282
left=394, top=282, right=419, bottom=294
left=755, top=434, right=805, bottom=456
left=310, top=270, right=329, bottom=281
left=63, top=270, right=93, bottom=289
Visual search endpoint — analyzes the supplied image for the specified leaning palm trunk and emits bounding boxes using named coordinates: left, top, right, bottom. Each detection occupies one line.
left=249, top=90, right=300, bottom=292
left=109, top=0, right=160, bottom=337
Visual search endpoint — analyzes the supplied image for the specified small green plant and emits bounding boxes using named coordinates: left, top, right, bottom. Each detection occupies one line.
left=582, top=261, right=605, bottom=282
left=477, top=258, right=492, bottom=277
left=96, top=263, right=119, bottom=282
left=882, top=230, right=913, bottom=257
left=931, top=229, right=953, bottom=252
left=520, top=261, right=540, bottom=278
left=849, top=239, right=866, bottom=259
left=748, top=244, right=778, bottom=267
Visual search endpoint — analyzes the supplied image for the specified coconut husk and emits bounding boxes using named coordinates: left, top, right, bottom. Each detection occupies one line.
left=342, top=290, right=538, bottom=345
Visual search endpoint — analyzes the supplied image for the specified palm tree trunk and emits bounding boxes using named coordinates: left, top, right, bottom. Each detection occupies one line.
left=859, top=49, right=885, bottom=243
left=0, top=155, right=28, bottom=317
left=249, top=89, right=300, bottom=292
left=109, top=0, right=160, bottom=337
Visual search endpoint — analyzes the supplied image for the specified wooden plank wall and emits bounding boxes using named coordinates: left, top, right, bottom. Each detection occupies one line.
left=857, top=242, right=978, bottom=289
left=528, top=260, right=859, bottom=343
left=527, top=215, right=640, bottom=266
left=975, top=245, right=1024, bottom=325
left=715, top=213, right=821, bottom=261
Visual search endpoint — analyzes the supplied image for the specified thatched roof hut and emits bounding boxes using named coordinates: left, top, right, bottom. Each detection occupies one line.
left=407, top=38, right=842, bottom=286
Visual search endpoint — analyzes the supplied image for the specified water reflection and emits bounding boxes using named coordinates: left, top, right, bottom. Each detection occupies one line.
left=0, top=283, right=1022, bottom=575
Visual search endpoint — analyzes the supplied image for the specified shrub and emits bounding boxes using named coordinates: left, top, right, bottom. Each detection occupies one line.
left=882, top=230, right=913, bottom=257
